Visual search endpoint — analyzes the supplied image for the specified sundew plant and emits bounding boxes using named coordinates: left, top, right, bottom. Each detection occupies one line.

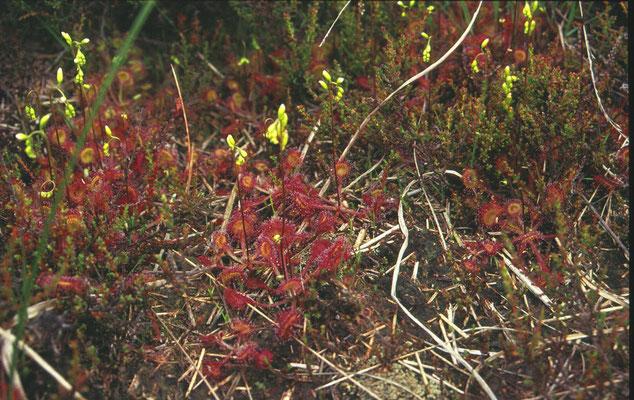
left=0, top=1, right=628, bottom=399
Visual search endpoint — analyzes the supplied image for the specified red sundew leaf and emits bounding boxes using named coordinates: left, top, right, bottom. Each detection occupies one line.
left=202, top=359, right=225, bottom=381
left=255, top=235, right=278, bottom=263
left=462, top=258, right=481, bottom=274
left=313, top=211, right=335, bottom=234
left=481, top=241, right=504, bottom=256
left=545, top=184, right=564, bottom=209
left=505, top=199, right=523, bottom=219
left=200, top=333, right=222, bottom=348
left=218, top=267, right=245, bottom=284
left=462, top=168, right=481, bottom=190
left=254, top=348, right=275, bottom=369
left=234, top=343, right=258, bottom=364
left=334, top=159, right=352, bottom=180
left=478, top=202, right=503, bottom=229
left=239, top=172, right=257, bottom=192
left=276, top=278, right=304, bottom=296
left=306, top=239, right=331, bottom=267
left=244, top=275, right=272, bottom=291
left=283, top=148, right=303, bottom=171
left=38, top=273, right=86, bottom=296
left=224, top=288, right=254, bottom=310
left=197, top=255, right=214, bottom=267
left=131, top=152, right=146, bottom=176
left=274, top=308, right=302, bottom=341
left=231, top=318, right=255, bottom=339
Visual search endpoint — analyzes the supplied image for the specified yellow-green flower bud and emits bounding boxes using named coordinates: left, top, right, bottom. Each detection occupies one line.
left=319, top=80, right=328, bottom=91
left=227, top=134, right=236, bottom=150
left=65, top=103, right=76, bottom=118
left=61, top=31, right=72, bottom=46
left=236, top=155, right=246, bottom=165
left=280, top=130, right=288, bottom=150
left=504, top=66, right=511, bottom=76
left=81, top=38, right=90, bottom=44
left=471, top=59, right=479, bottom=73
left=423, top=43, right=431, bottom=62
left=481, top=38, right=489, bottom=51
left=105, top=125, right=113, bottom=137
left=16, top=133, right=28, bottom=141
left=39, top=113, right=51, bottom=130
left=277, top=103, right=286, bottom=120
left=238, top=147, right=247, bottom=158
left=238, top=57, right=250, bottom=66
left=523, top=2, right=532, bottom=19
left=57, top=67, right=63, bottom=85
left=103, top=142, right=110, bottom=157
left=426, top=5, right=434, bottom=12
left=421, top=32, right=429, bottom=39
left=531, top=1, right=538, bottom=14
left=75, top=69, right=84, bottom=84
left=280, top=113, right=288, bottom=131
left=74, top=49, right=86, bottom=66
left=25, top=146, right=36, bottom=159
left=25, top=105, right=36, bottom=121
left=336, top=77, right=344, bottom=84
left=322, top=70, right=332, bottom=82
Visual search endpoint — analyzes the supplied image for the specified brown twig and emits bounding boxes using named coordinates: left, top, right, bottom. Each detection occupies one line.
left=170, top=64, right=194, bottom=194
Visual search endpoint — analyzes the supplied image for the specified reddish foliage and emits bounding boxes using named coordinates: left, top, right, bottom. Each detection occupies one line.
left=545, top=183, right=564, bottom=209
left=283, top=148, right=303, bottom=171
left=239, top=172, right=257, bottom=192
left=481, top=241, right=504, bottom=256
left=38, top=273, right=87, bottom=296
left=505, top=199, right=523, bottom=219
left=202, top=359, right=225, bottom=381
left=231, top=318, right=255, bottom=339
left=234, top=343, right=258, bottom=364
left=254, top=348, right=275, bottom=369
left=274, top=308, right=302, bottom=341
left=334, top=159, right=352, bottom=180
left=478, top=201, right=503, bottom=229
left=462, top=168, right=481, bottom=190
left=224, top=288, right=254, bottom=310
left=218, top=267, right=245, bottom=284
left=211, top=230, right=232, bottom=254
left=276, top=277, right=304, bottom=296
left=313, top=211, right=336, bottom=234
left=462, top=258, right=481, bottom=274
